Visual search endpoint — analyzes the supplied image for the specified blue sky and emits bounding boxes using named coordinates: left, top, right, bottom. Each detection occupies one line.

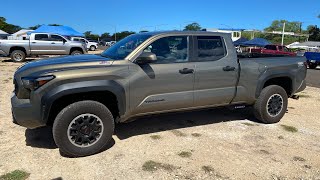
left=1, top=0, right=319, bottom=34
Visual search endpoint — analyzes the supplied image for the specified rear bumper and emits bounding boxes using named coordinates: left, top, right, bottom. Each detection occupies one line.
left=295, top=80, right=306, bottom=94
left=11, top=93, right=45, bottom=129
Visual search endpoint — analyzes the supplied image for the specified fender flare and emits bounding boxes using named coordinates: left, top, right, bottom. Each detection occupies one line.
left=41, top=80, right=126, bottom=122
left=255, top=72, right=295, bottom=98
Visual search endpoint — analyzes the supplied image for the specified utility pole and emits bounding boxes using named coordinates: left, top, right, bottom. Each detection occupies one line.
left=299, top=22, right=302, bottom=42
left=281, top=22, right=286, bottom=45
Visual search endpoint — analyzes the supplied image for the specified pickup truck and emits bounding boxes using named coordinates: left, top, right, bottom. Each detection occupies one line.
left=251, top=45, right=296, bottom=57
left=70, top=37, right=99, bottom=51
left=305, top=51, right=320, bottom=69
left=0, top=33, right=87, bottom=62
left=11, top=31, right=307, bottom=157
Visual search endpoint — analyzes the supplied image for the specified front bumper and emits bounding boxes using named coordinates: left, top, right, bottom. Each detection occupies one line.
left=11, top=93, right=45, bottom=129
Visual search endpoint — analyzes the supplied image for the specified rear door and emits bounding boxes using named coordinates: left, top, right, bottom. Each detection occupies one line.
left=193, top=35, right=238, bottom=107
left=30, top=34, right=53, bottom=55
left=129, top=35, right=195, bottom=115
left=49, top=35, right=68, bottom=54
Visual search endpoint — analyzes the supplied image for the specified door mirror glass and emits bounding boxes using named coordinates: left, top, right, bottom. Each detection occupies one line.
left=136, top=52, right=157, bottom=64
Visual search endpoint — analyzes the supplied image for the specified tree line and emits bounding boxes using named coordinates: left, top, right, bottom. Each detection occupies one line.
left=1, top=16, right=319, bottom=43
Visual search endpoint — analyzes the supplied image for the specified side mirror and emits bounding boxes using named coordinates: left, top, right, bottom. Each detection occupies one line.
left=136, top=52, right=157, bottom=64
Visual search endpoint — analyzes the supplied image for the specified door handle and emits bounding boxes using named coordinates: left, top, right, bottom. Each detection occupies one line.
left=223, top=66, right=236, bottom=71
left=51, top=42, right=55, bottom=44
left=179, top=68, right=194, bottom=74
left=32, top=42, right=36, bottom=44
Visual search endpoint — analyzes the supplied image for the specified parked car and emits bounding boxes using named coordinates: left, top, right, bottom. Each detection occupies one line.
left=251, top=45, right=296, bottom=57
left=105, top=41, right=116, bottom=46
left=11, top=31, right=307, bottom=157
left=0, top=33, right=87, bottom=62
left=305, top=52, right=320, bottom=69
left=70, top=37, right=99, bottom=51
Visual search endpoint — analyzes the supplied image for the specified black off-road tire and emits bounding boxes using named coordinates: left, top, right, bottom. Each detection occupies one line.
left=308, top=63, right=318, bottom=69
left=10, top=50, right=26, bottom=62
left=70, top=50, right=83, bottom=55
left=90, top=45, right=96, bottom=51
left=53, top=100, right=114, bottom=157
left=253, top=85, right=288, bottom=124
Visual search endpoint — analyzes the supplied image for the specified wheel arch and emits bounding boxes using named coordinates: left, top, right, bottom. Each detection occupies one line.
left=9, top=46, right=27, bottom=55
left=69, top=47, right=84, bottom=54
left=41, top=80, right=126, bottom=125
left=256, top=74, right=294, bottom=98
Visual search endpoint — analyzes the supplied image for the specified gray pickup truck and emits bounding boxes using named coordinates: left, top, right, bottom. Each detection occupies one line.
left=0, top=33, right=87, bottom=62
left=11, top=31, right=307, bottom=157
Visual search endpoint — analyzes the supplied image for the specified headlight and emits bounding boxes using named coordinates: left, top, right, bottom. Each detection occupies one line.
left=21, top=75, right=55, bottom=90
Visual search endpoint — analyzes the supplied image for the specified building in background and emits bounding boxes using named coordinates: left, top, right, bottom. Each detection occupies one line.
left=0, top=29, right=9, bottom=39
left=205, top=28, right=244, bottom=41
left=7, top=29, right=34, bottom=40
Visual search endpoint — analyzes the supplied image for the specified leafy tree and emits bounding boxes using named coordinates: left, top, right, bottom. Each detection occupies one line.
left=111, top=31, right=135, bottom=41
left=48, top=24, right=62, bottom=26
left=84, top=31, right=100, bottom=40
left=0, top=16, right=21, bottom=34
left=307, top=25, right=320, bottom=41
left=264, top=20, right=301, bottom=33
left=100, top=32, right=111, bottom=39
left=28, top=24, right=41, bottom=30
left=184, top=22, right=201, bottom=31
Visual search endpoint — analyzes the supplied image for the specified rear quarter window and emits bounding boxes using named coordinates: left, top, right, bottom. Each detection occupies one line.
left=196, top=36, right=227, bottom=61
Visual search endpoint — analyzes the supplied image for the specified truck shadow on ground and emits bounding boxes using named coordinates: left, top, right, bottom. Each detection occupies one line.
left=115, top=107, right=257, bottom=140
left=24, top=107, right=257, bottom=150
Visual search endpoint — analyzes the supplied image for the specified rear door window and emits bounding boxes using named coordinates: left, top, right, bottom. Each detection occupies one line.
left=195, top=36, right=226, bottom=61
left=35, top=34, right=49, bottom=41
left=50, top=35, right=64, bottom=42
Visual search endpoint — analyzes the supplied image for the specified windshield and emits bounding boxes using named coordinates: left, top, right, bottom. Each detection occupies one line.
left=101, top=34, right=152, bottom=60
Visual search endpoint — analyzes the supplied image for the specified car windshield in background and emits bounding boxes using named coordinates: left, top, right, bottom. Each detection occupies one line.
left=101, top=34, right=151, bottom=60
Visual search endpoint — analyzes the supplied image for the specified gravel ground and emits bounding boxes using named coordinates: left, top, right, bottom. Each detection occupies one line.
left=0, top=53, right=320, bottom=180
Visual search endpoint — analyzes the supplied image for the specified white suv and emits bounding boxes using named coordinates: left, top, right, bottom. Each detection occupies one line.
left=71, top=37, right=98, bottom=51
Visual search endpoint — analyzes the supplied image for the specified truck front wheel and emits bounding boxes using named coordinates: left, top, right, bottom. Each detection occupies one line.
left=253, top=85, right=288, bottom=124
left=53, top=100, right=114, bottom=157
left=10, top=50, right=26, bottom=62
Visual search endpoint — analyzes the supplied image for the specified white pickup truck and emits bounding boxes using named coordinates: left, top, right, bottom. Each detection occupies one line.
left=70, top=37, right=99, bottom=51
left=0, top=33, right=87, bottom=62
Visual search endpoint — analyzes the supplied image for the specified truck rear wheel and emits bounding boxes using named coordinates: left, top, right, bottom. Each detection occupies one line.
left=253, top=85, right=288, bottom=124
left=308, top=63, right=318, bottom=69
left=53, top=100, right=114, bottom=157
left=71, top=50, right=83, bottom=55
left=10, top=50, right=26, bottom=62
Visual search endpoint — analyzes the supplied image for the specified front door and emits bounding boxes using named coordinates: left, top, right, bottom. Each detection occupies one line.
left=193, top=35, right=238, bottom=107
left=129, top=35, right=195, bottom=115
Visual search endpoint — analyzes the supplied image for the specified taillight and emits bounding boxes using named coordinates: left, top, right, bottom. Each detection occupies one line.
left=303, top=61, right=308, bottom=68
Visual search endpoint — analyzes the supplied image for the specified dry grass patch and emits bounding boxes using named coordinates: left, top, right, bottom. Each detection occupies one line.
left=170, top=130, right=187, bottom=137
left=178, top=151, right=192, bottom=158
left=142, top=160, right=177, bottom=172
left=0, top=170, right=30, bottom=180
left=280, top=125, right=298, bottom=133
left=191, top=133, right=202, bottom=137
left=242, top=122, right=259, bottom=126
left=293, top=156, right=306, bottom=162
left=150, top=135, right=161, bottom=140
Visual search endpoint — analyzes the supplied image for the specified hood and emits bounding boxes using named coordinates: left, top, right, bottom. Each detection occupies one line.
left=16, top=54, right=113, bottom=75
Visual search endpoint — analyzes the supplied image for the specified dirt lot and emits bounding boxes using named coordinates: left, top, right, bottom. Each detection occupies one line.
left=0, top=53, right=320, bottom=180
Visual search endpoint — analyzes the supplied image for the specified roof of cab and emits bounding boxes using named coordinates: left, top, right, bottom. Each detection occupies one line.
left=138, top=30, right=231, bottom=37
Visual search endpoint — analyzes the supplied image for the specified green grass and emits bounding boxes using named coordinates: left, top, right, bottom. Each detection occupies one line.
left=191, top=133, right=202, bottom=137
left=150, top=135, right=161, bottom=140
left=0, top=170, right=30, bottom=180
left=178, top=151, right=192, bottom=158
left=280, top=125, right=298, bottom=133
left=142, top=160, right=177, bottom=172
